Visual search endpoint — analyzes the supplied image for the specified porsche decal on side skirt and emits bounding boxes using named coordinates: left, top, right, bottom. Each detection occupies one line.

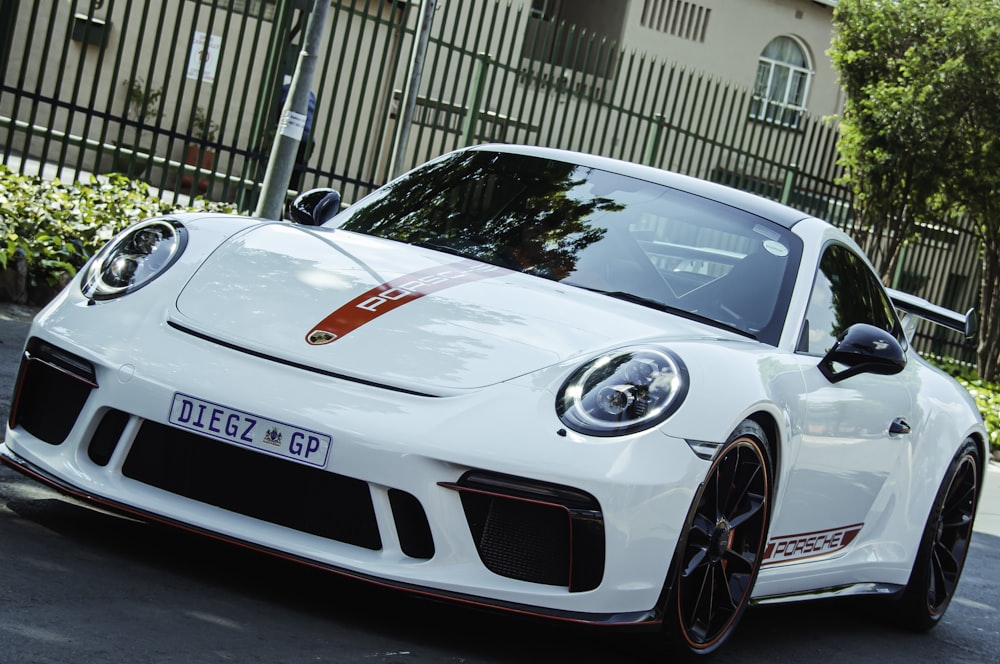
left=306, top=259, right=507, bottom=344
left=761, top=524, right=864, bottom=565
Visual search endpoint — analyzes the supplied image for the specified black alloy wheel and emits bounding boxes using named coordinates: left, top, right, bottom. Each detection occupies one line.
left=897, top=439, right=980, bottom=631
left=667, top=420, right=771, bottom=655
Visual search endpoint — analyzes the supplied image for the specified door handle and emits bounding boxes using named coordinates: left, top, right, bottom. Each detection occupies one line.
left=889, top=417, right=911, bottom=435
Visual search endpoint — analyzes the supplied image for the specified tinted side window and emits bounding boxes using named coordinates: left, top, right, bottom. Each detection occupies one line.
left=803, top=244, right=898, bottom=355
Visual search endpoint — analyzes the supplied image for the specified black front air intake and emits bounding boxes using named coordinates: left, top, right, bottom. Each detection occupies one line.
left=11, top=338, right=97, bottom=445
left=388, top=489, right=435, bottom=559
left=444, top=471, right=605, bottom=592
left=123, top=420, right=382, bottom=551
left=88, top=408, right=130, bottom=466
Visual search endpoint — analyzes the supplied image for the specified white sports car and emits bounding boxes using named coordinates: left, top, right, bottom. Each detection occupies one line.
left=1, top=145, right=987, bottom=655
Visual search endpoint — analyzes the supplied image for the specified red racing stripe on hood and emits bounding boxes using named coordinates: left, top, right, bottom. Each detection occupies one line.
left=306, top=259, right=508, bottom=345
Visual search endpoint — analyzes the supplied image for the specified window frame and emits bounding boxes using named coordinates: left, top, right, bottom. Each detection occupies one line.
left=798, top=242, right=904, bottom=356
left=750, top=35, right=813, bottom=129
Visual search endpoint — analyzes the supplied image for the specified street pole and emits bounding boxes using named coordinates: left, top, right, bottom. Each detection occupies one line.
left=388, top=0, right=436, bottom=179
left=255, top=0, right=330, bottom=220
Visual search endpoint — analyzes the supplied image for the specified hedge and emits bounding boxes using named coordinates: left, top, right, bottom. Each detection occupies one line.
left=0, top=164, right=238, bottom=303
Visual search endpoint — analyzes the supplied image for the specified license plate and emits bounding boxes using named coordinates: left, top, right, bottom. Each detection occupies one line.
left=168, top=393, right=332, bottom=468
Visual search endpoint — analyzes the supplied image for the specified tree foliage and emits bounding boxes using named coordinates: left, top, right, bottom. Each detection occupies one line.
left=830, top=0, right=1000, bottom=379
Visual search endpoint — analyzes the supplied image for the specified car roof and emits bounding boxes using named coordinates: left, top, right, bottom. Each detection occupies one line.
left=472, top=144, right=813, bottom=230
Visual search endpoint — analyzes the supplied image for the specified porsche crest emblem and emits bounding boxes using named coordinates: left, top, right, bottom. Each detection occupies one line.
left=307, top=330, right=338, bottom=345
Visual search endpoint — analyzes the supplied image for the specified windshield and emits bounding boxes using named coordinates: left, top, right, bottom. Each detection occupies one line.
left=333, top=150, right=802, bottom=345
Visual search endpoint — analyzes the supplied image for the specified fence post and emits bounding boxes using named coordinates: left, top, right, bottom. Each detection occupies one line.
left=460, top=53, right=491, bottom=146
left=780, top=163, right=798, bottom=204
left=644, top=114, right=665, bottom=166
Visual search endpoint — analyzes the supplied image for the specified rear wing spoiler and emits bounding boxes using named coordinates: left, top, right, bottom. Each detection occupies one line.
left=886, top=288, right=978, bottom=341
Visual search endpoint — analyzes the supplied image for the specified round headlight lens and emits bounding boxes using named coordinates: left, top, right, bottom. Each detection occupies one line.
left=81, top=218, right=186, bottom=300
left=557, top=348, right=688, bottom=436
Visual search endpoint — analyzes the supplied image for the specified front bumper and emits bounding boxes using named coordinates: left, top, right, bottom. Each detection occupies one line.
left=2, top=303, right=706, bottom=624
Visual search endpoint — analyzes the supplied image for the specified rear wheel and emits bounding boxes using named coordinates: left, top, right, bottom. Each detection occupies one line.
left=666, top=420, right=772, bottom=655
left=896, top=439, right=979, bottom=631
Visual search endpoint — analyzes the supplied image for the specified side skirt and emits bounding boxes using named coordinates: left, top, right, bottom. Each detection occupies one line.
left=753, top=582, right=904, bottom=606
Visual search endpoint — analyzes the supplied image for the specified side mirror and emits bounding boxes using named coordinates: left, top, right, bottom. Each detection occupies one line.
left=818, top=323, right=906, bottom=383
left=287, top=188, right=341, bottom=226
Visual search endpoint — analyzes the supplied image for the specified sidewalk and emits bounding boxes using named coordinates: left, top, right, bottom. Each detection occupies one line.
left=978, top=461, right=1000, bottom=537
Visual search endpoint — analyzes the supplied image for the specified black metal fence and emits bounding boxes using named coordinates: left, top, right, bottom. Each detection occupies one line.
left=0, top=0, right=981, bottom=360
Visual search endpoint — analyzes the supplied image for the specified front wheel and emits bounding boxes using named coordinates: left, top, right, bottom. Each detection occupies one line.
left=895, top=439, right=980, bottom=631
left=665, top=420, right=772, bottom=655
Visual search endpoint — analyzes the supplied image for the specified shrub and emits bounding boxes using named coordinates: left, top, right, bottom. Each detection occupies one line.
left=0, top=165, right=240, bottom=303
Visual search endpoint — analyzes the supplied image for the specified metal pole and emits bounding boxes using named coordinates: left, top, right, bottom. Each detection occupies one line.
left=255, top=0, right=330, bottom=220
left=780, top=163, right=797, bottom=204
left=460, top=52, right=489, bottom=147
left=389, top=0, right=436, bottom=179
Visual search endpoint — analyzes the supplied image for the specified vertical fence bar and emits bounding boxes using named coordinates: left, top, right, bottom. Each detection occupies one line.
left=324, top=0, right=374, bottom=200
left=68, top=0, right=118, bottom=180
left=512, top=5, right=541, bottom=146
left=339, top=2, right=396, bottom=196
left=51, top=0, right=86, bottom=177
left=390, top=0, right=435, bottom=178
left=530, top=19, right=560, bottom=147
left=460, top=53, right=489, bottom=146
left=564, top=32, right=593, bottom=149
left=780, top=164, right=797, bottom=204
left=582, top=37, right=617, bottom=155
left=2, top=0, right=40, bottom=171
left=681, top=72, right=709, bottom=176
left=482, top=1, right=516, bottom=144
left=235, top=0, right=296, bottom=210
left=20, top=2, right=60, bottom=174
left=644, top=114, right=664, bottom=166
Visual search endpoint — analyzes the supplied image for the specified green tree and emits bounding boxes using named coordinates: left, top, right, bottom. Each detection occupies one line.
left=830, top=0, right=966, bottom=278
left=938, top=3, right=1000, bottom=380
left=830, top=0, right=1000, bottom=379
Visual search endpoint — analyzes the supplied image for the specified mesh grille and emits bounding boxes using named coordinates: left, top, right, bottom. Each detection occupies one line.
left=477, top=497, right=570, bottom=585
left=124, top=420, right=382, bottom=550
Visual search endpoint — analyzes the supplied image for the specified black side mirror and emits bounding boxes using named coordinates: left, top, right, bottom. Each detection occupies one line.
left=818, top=323, right=906, bottom=383
left=287, top=188, right=341, bottom=226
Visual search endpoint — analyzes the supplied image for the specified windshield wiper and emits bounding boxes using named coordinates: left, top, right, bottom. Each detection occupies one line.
left=567, top=285, right=757, bottom=340
left=412, top=240, right=469, bottom=258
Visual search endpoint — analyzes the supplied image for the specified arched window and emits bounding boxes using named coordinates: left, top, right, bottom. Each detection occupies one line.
left=750, top=36, right=812, bottom=128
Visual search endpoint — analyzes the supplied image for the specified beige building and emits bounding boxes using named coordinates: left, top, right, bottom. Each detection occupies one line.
left=524, top=0, right=841, bottom=120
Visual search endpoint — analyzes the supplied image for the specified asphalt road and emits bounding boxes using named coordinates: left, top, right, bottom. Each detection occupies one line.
left=1, top=303, right=998, bottom=663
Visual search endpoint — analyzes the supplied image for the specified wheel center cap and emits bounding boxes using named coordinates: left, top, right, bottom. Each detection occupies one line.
left=710, top=519, right=731, bottom=561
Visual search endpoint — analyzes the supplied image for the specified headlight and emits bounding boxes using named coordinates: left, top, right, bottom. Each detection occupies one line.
left=556, top=347, right=688, bottom=436
left=81, top=218, right=186, bottom=300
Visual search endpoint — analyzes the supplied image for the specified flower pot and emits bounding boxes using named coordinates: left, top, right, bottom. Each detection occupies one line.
left=182, top=144, right=215, bottom=194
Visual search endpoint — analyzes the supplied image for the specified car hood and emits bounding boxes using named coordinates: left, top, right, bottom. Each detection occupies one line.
left=173, top=223, right=719, bottom=393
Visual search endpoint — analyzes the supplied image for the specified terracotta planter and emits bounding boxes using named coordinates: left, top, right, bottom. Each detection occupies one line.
left=181, top=144, right=215, bottom=194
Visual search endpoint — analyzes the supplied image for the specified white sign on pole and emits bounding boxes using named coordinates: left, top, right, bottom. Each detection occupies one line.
left=186, top=32, right=221, bottom=83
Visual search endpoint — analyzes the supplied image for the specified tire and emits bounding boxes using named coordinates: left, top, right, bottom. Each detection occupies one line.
left=896, top=439, right=980, bottom=631
left=665, top=420, right=772, bottom=655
